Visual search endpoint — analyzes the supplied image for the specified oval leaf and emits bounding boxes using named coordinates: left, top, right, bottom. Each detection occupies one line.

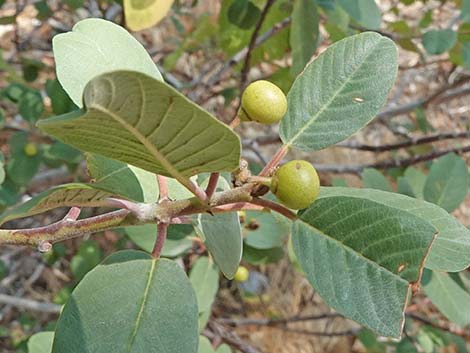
left=423, top=153, right=469, bottom=212
left=280, top=32, right=398, bottom=151
left=423, top=270, right=470, bottom=327
left=52, top=250, right=199, bottom=353
left=38, top=71, right=241, bottom=179
left=292, top=196, right=436, bottom=338
left=28, top=332, right=54, bottom=353
left=124, top=0, right=175, bottom=32
left=196, top=212, right=242, bottom=279
left=319, top=187, right=470, bottom=272
left=53, top=18, right=162, bottom=107
left=189, top=256, right=220, bottom=313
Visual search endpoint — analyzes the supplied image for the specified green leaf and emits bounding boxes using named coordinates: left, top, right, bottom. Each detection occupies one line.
left=243, top=210, right=290, bottom=249
left=0, top=152, right=4, bottom=185
left=196, top=212, right=242, bottom=279
left=38, top=71, right=241, bottom=180
left=403, top=167, right=426, bottom=199
left=319, top=187, right=470, bottom=272
left=423, top=153, right=469, bottom=212
left=463, top=0, right=470, bottom=21
left=6, top=132, right=41, bottom=187
left=290, top=0, right=319, bottom=75
left=52, top=18, right=163, bottom=107
left=52, top=250, right=199, bottom=353
left=125, top=224, right=194, bottom=257
left=280, top=32, right=398, bottom=151
left=123, top=0, right=175, bottom=32
left=189, top=256, right=219, bottom=313
left=198, top=336, right=215, bottom=353
left=292, top=196, right=436, bottom=337
left=337, top=0, right=381, bottom=30
left=361, top=168, right=392, bottom=192
left=422, top=29, right=457, bottom=55
left=423, top=270, right=470, bottom=327
left=87, top=153, right=159, bottom=203
left=46, top=79, right=77, bottom=115
left=70, top=240, right=102, bottom=281
left=242, top=244, right=284, bottom=265
left=28, top=331, right=54, bottom=353
left=227, top=0, right=261, bottom=29
left=0, top=183, right=115, bottom=226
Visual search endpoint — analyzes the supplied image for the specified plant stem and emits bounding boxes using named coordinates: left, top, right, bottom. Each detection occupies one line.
left=152, top=222, right=168, bottom=258
left=157, top=175, right=168, bottom=201
left=247, top=176, right=272, bottom=187
left=249, top=198, right=297, bottom=220
left=205, top=173, right=220, bottom=199
left=259, top=145, right=289, bottom=177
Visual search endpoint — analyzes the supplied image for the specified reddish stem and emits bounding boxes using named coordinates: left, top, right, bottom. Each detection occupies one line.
left=64, top=207, right=81, bottom=221
left=205, top=173, right=220, bottom=199
left=249, top=198, right=297, bottom=220
left=259, top=145, right=289, bottom=177
left=212, top=202, right=264, bottom=213
left=157, top=175, right=168, bottom=201
left=152, top=222, right=169, bottom=258
left=229, top=116, right=241, bottom=129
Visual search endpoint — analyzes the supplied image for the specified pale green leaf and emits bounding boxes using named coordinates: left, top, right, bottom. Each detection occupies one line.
left=280, top=32, right=398, bottom=151
left=293, top=196, right=436, bottom=337
left=53, top=18, right=163, bottom=107
left=423, top=153, right=469, bottom=212
left=319, top=187, right=470, bottom=272
left=87, top=153, right=158, bottom=203
left=38, top=71, right=241, bottom=179
left=0, top=183, right=115, bottom=226
left=290, top=0, right=319, bottom=75
left=52, top=250, right=199, bottom=353
left=198, top=336, right=214, bottom=353
left=403, top=167, right=426, bottom=199
left=124, top=0, right=175, bottom=32
left=196, top=212, right=242, bottom=279
left=361, top=168, right=392, bottom=192
left=189, top=256, right=219, bottom=313
left=28, top=332, right=54, bottom=353
left=243, top=210, right=290, bottom=249
left=125, top=224, right=194, bottom=257
left=338, top=0, right=381, bottom=30
left=423, top=270, right=470, bottom=327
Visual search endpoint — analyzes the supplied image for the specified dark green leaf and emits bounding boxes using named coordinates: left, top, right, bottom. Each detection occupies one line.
left=290, top=0, right=319, bottom=75
left=337, top=0, right=381, bottom=30
left=227, top=0, right=261, bottom=29
left=293, top=196, right=436, bottom=337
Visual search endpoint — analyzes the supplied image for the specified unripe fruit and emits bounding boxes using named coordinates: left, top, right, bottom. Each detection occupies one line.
left=240, top=80, right=287, bottom=124
left=234, top=266, right=249, bottom=282
left=270, top=160, right=320, bottom=210
left=23, top=143, right=38, bottom=157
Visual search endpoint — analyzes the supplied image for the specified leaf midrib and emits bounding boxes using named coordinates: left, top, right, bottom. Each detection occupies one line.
left=126, top=259, right=157, bottom=352
left=286, top=36, right=384, bottom=147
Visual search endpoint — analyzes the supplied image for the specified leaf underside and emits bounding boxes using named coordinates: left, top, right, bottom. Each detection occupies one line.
left=0, top=183, right=114, bottom=226
left=292, top=195, right=436, bottom=338
left=38, top=71, right=241, bottom=179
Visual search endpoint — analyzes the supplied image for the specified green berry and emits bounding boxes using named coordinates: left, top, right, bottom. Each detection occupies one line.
left=240, top=80, right=287, bottom=124
left=23, top=143, right=38, bottom=157
left=234, top=266, right=249, bottom=282
left=270, top=160, right=320, bottom=210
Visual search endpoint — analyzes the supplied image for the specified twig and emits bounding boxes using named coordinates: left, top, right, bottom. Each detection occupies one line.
left=204, top=321, right=266, bottom=353
left=0, top=294, right=61, bottom=314
left=258, top=145, right=289, bottom=177
left=201, top=17, right=291, bottom=88
left=151, top=222, right=168, bottom=258
left=282, top=327, right=360, bottom=337
left=157, top=175, right=168, bottom=201
left=239, top=0, right=276, bottom=91
left=249, top=198, right=297, bottom=221
left=337, top=131, right=470, bottom=152
left=218, top=313, right=342, bottom=326
left=406, top=313, right=470, bottom=338
left=205, top=173, right=220, bottom=200
left=314, top=144, right=470, bottom=174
